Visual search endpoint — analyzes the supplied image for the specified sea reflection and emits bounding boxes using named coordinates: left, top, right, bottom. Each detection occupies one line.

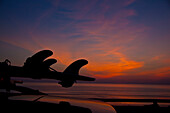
left=18, top=82, right=170, bottom=106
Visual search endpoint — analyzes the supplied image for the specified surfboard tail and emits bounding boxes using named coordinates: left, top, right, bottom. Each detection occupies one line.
left=58, top=59, right=95, bottom=88
left=23, top=50, right=54, bottom=68
left=63, top=59, right=88, bottom=75
left=63, top=59, right=95, bottom=81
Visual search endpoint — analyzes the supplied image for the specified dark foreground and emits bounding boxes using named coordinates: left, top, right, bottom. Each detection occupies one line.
left=0, top=93, right=116, bottom=113
left=2, top=99, right=170, bottom=113
left=2, top=99, right=92, bottom=113
left=1, top=92, right=170, bottom=113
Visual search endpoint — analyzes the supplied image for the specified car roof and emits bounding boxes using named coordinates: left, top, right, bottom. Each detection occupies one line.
left=9, top=95, right=116, bottom=113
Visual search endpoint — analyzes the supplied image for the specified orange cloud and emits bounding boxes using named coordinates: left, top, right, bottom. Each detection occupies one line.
left=86, top=51, right=144, bottom=78
left=137, top=66, right=170, bottom=77
left=151, top=55, right=162, bottom=61
left=155, top=67, right=170, bottom=77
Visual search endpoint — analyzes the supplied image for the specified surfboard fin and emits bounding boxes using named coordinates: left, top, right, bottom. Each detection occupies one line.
left=63, top=59, right=88, bottom=75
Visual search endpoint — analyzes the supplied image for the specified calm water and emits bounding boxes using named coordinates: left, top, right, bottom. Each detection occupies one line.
left=19, top=82, right=170, bottom=106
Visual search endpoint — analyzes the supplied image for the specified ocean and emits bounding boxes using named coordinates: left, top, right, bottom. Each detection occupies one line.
left=19, top=82, right=170, bottom=106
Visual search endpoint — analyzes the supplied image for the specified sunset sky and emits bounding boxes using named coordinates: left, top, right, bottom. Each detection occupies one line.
left=0, top=0, right=170, bottom=84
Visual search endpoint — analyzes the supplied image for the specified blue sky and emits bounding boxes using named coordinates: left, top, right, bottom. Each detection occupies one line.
left=0, top=0, right=170, bottom=84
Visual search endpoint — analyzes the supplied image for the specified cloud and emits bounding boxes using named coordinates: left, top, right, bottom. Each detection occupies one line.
left=1, top=0, right=169, bottom=83
left=86, top=51, right=144, bottom=78
left=9, top=0, right=145, bottom=76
